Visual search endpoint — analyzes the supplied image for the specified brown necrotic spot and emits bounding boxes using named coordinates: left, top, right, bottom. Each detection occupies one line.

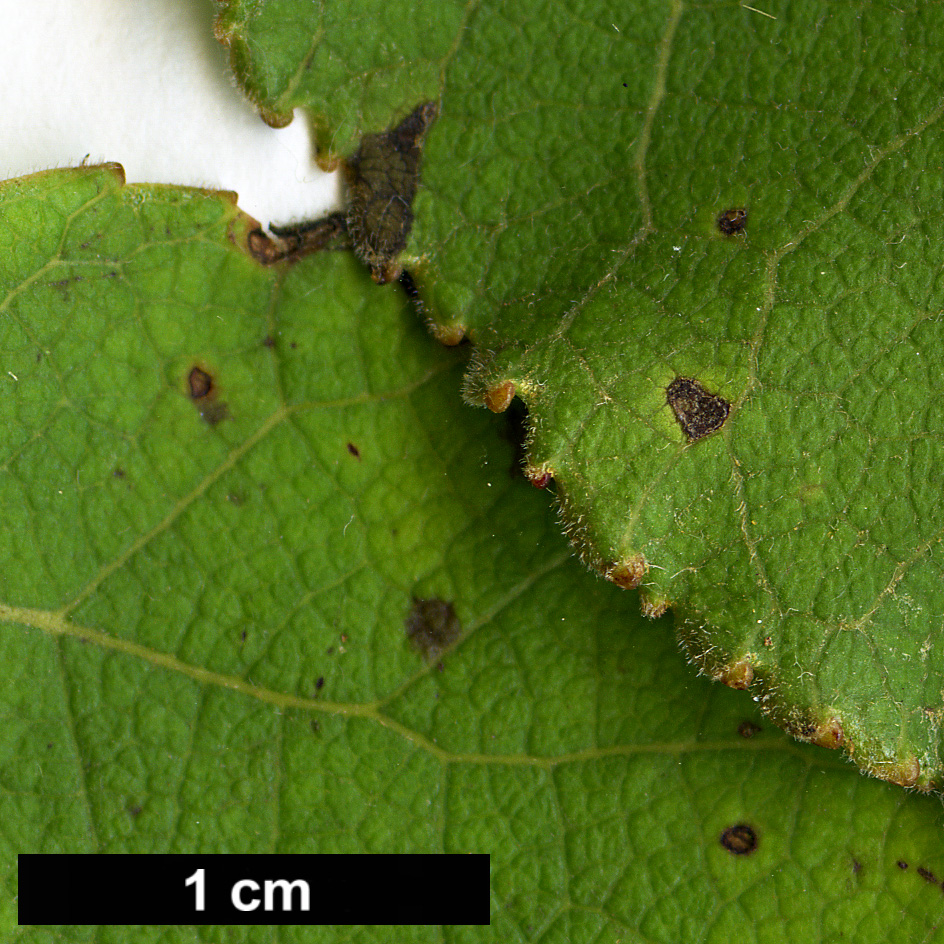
left=717, top=207, right=748, bottom=235
left=666, top=377, right=730, bottom=441
left=187, top=365, right=229, bottom=426
left=347, top=442, right=361, bottom=460
left=188, top=366, right=213, bottom=399
left=344, top=101, right=439, bottom=283
left=720, top=824, right=758, bottom=856
left=405, top=597, right=462, bottom=661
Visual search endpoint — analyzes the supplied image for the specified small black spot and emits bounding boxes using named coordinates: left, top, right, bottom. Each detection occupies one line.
left=310, top=719, right=320, bottom=734
left=263, top=335, right=275, bottom=348
left=290, top=341, right=298, bottom=349
left=405, top=597, right=462, bottom=661
left=326, top=646, right=335, bottom=655
left=852, top=858, right=862, bottom=875
left=717, top=207, right=748, bottom=235
left=240, top=630, right=247, bottom=642
left=315, top=676, right=325, bottom=691
left=347, top=442, right=361, bottom=460
left=188, top=367, right=213, bottom=399
left=738, top=720, right=762, bottom=738
left=917, top=866, right=943, bottom=889
left=128, top=803, right=143, bottom=818
left=720, top=824, right=758, bottom=856
left=113, top=467, right=126, bottom=479
left=898, top=860, right=909, bottom=870
left=622, top=82, right=628, bottom=87
left=666, top=376, right=730, bottom=441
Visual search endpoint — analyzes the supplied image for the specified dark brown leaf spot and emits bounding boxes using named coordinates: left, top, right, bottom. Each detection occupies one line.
left=187, top=365, right=229, bottom=426
left=717, top=208, right=748, bottom=235
left=344, top=101, right=439, bottom=283
left=720, top=824, right=758, bottom=856
left=315, top=676, right=325, bottom=691
left=917, top=866, right=944, bottom=890
left=898, top=860, right=909, bottom=870
left=188, top=367, right=213, bottom=399
left=347, top=442, right=361, bottom=460
left=738, top=720, right=762, bottom=738
left=405, top=597, right=461, bottom=661
left=246, top=228, right=285, bottom=265
left=666, top=377, right=730, bottom=441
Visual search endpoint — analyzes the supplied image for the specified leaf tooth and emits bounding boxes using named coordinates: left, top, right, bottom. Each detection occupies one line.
left=714, top=656, right=755, bottom=690
left=484, top=381, right=515, bottom=413
left=606, top=555, right=648, bottom=590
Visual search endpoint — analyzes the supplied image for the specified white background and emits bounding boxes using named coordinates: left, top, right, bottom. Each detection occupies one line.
left=0, top=0, right=340, bottom=228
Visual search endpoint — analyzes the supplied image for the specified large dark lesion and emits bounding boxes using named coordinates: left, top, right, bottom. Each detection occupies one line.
left=251, top=101, right=439, bottom=283
left=405, top=596, right=461, bottom=661
left=666, top=377, right=730, bottom=441
left=344, top=101, right=439, bottom=283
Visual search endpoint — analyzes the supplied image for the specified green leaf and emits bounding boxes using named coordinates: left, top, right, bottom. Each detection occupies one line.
left=5, top=164, right=944, bottom=942
left=214, top=0, right=944, bottom=787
